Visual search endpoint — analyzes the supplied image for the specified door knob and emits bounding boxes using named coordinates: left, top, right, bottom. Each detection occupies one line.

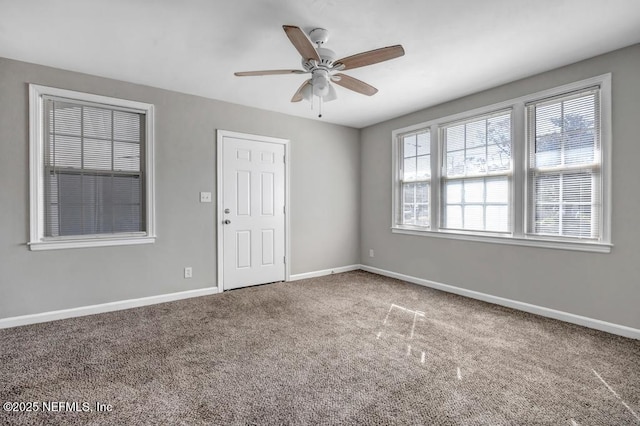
left=223, top=219, right=231, bottom=225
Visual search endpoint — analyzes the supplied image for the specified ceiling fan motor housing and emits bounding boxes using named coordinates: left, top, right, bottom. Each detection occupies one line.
left=302, top=47, right=337, bottom=71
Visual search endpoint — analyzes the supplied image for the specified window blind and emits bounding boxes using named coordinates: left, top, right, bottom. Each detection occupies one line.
left=44, top=97, right=145, bottom=237
left=526, top=88, right=601, bottom=239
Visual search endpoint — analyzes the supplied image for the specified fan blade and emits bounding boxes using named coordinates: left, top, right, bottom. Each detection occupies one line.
left=291, top=79, right=312, bottom=102
left=234, top=69, right=306, bottom=76
left=332, top=74, right=378, bottom=96
left=283, top=25, right=320, bottom=62
left=335, top=45, right=405, bottom=70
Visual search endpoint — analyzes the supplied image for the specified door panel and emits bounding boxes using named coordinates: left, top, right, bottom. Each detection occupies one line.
left=236, top=230, right=251, bottom=269
left=222, top=136, right=285, bottom=290
left=261, top=172, right=274, bottom=215
left=261, top=229, right=274, bottom=265
left=236, top=170, right=251, bottom=216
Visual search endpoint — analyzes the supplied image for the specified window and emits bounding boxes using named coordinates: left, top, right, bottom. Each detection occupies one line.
left=400, top=130, right=430, bottom=227
left=442, top=112, right=511, bottom=233
left=392, top=74, right=611, bottom=252
left=29, top=85, right=155, bottom=250
left=527, top=89, right=600, bottom=239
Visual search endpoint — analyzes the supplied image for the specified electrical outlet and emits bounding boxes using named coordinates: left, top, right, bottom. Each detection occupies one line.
left=184, top=267, right=193, bottom=278
left=200, top=192, right=212, bottom=203
left=369, top=249, right=375, bottom=258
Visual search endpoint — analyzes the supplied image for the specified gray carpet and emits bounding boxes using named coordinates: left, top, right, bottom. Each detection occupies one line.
left=1, top=270, right=639, bottom=425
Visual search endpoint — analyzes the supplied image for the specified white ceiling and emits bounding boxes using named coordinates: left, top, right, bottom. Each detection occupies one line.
left=1, top=0, right=640, bottom=128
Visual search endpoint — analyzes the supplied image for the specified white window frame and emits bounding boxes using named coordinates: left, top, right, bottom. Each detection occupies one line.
left=391, top=74, right=612, bottom=253
left=28, top=84, right=156, bottom=250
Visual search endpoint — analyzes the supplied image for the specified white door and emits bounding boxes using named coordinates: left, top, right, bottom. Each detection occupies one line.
left=219, top=132, right=286, bottom=290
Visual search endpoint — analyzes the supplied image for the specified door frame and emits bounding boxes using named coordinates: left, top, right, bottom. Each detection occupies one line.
left=216, top=129, right=291, bottom=291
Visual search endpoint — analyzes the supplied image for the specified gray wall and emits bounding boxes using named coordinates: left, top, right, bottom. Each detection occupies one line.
left=360, top=44, right=640, bottom=330
left=0, top=57, right=360, bottom=319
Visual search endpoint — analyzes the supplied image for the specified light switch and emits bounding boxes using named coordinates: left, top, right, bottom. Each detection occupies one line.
left=200, top=192, right=212, bottom=203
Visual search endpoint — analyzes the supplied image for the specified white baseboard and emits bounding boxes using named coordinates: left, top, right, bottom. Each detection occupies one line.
left=360, top=265, right=640, bottom=340
left=288, top=264, right=361, bottom=281
left=0, top=286, right=219, bottom=329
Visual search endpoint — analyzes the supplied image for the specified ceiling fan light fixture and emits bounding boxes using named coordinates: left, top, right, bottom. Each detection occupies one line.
left=324, top=84, right=337, bottom=102
left=311, top=71, right=330, bottom=97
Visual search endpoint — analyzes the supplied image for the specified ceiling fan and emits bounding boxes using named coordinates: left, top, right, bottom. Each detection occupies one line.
left=234, top=25, right=405, bottom=117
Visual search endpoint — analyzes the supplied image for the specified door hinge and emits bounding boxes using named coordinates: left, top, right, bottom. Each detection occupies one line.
left=283, top=154, right=286, bottom=164
left=283, top=256, right=286, bottom=264
left=283, top=205, right=286, bottom=214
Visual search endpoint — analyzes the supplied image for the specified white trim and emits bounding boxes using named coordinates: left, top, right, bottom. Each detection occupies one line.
left=288, top=264, right=361, bottom=281
left=216, top=133, right=224, bottom=289
left=28, top=236, right=156, bottom=251
left=28, top=84, right=156, bottom=250
left=29, top=84, right=45, bottom=245
left=512, top=103, right=526, bottom=236
left=360, top=265, right=639, bottom=340
left=284, top=141, right=292, bottom=285
left=391, top=227, right=612, bottom=253
left=600, top=75, right=613, bottom=245
left=216, top=130, right=291, bottom=291
left=0, top=287, right=219, bottom=329
left=391, top=125, right=400, bottom=230
left=145, top=103, right=157, bottom=241
left=29, top=85, right=155, bottom=111
left=391, top=74, right=613, bottom=250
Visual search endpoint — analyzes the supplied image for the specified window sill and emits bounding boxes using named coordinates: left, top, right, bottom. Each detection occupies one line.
left=28, top=236, right=156, bottom=251
left=391, top=227, right=612, bottom=253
